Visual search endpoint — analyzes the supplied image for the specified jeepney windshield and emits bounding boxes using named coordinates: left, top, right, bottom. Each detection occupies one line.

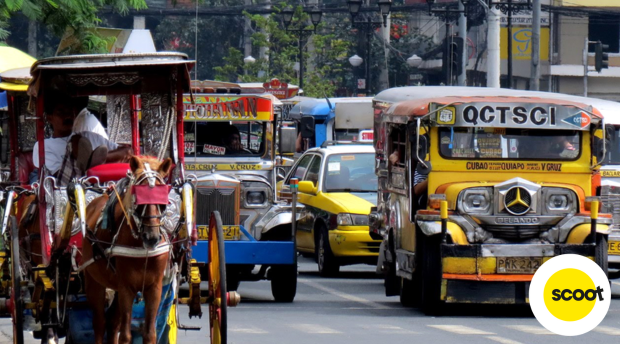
left=183, top=121, right=266, bottom=157
left=603, top=127, right=620, bottom=164
left=438, top=128, right=581, bottom=161
left=324, top=153, right=377, bottom=192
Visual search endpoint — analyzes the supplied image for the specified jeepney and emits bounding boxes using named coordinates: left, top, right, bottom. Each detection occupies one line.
left=289, top=97, right=374, bottom=150
left=183, top=88, right=299, bottom=302
left=369, top=86, right=610, bottom=314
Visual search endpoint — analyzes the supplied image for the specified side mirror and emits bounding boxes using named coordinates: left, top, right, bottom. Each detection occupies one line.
left=300, top=116, right=315, bottom=139
left=298, top=180, right=317, bottom=195
left=279, top=126, right=297, bottom=154
left=596, top=138, right=609, bottom=163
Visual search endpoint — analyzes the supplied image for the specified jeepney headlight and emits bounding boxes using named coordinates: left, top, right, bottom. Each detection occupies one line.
left=337, top=213, right=369, bottom=226
left=246, top=191, right=266, bottom=206
left=458, top=187, right=493, bottom=215
left=543, top=188, right=576, bottom=214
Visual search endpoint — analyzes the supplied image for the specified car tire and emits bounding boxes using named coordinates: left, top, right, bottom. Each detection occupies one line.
left=270, top=259, right=298, bottom=303
left=595, top=233, right=608, bottom=277
left=317, top=227, right=339, bottom=277
left=420, top=234, right=444, bottom=315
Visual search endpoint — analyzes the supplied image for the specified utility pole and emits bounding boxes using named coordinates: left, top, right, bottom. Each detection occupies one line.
left=458, top=1, right=467, bottom=86
left=487, top=4, right=501, bottom=88
left=27, top=20, right=37, bottom=58
left=244, top=0, right=253, bottom=75
left=530, top=0, right=540, bottom=90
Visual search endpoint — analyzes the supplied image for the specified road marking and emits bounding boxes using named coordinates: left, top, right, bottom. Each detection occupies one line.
left=593, top=326, right=620, bottom=335
left=298, top=278, right=388, bottom=309
left=229, top=326, right=268, bottom=334
left=503, top=325, right=555, bottom=335
left=612, top=281, right=620, bottom=287
left=486, top=336, right=525, bottom=344
left=428, top=325, right=494, bottom=335
left=364, top=324, right=419, bottom=334
left=289, top=324, right=342, bottom=334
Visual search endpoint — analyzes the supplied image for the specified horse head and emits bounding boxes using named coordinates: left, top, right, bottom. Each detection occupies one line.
left=127, top=156, right=173, bottom=250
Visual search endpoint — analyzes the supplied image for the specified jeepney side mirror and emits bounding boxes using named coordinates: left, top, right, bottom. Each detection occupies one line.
left=414, top=134, right=432, bottom=174
left=300, top=116, right=315, bottom=139
left=280, top=126, right=297, bottom=154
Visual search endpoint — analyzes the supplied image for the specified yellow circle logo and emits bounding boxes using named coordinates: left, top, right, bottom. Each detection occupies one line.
left=543, top=268, right=596, bottom=321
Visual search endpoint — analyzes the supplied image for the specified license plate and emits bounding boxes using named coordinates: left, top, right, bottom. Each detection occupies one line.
left=609, top=241, right=620, bottom=255
left=197, top=225, right=240, bottom=240
left=497, top=257, right=542, bottom=274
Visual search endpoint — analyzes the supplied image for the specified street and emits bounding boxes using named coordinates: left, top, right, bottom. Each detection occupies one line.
left=1, top=256, right=619, bottom=344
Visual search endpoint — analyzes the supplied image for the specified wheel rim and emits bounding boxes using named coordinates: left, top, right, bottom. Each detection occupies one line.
left=9, top=216, right=23, bottom=344
left=208, top=212, right=227, bottom=344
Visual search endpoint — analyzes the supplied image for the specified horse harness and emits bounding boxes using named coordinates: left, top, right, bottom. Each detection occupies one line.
left=77, top=163, right=173, bottom=273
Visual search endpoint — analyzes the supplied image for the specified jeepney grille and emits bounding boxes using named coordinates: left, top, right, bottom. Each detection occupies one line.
left=600, top=185, right=620, bottom=229
left=485, top=226, right=551, bottom=240
left=196, top=188, right=237, bottom=225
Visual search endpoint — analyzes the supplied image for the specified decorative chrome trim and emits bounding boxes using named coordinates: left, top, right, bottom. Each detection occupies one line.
left=481, top=244, right=555, bottom=257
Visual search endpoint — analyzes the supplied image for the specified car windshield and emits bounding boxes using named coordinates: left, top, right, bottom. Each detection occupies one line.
left=324, top=153, right=377, bottom=192
left=438, top=127, right=581, bottom=161
left=184, top=121, right=266, bottom=157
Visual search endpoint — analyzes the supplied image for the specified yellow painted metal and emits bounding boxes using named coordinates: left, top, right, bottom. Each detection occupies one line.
left=59, top=203, right=75, bottom=241
left=167, top=305, right=177, bottom=344
left=566, top=223, right=610, bottom=243
left=440, top=201, right=448, bottom=219
left=591, top=200, right=599, bottom=219
left=445, top=222, right=468, bottom=245
left=440, top=278, right=447, bottom=301
left=443, top=257, right=497, bottom=274
left=0, top=82, right=27, bottom=92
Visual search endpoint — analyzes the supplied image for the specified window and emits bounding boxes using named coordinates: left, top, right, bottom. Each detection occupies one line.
left=183, top=121, right=266, bottom=157
left=324, top=153, right=377, bottom=192
left=438, top=127, right=581, bottom=161
left=588, top=15, right=620, bottom=53
left=289, top=154, right=314, bottom=182
left=604, top=127, right=620, bottom=165
left=305, top=155, right=322, bottom=186
left=388, top=125, right=406, bottom=168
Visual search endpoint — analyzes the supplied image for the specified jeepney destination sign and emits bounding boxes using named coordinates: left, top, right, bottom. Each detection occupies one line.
left=183, top=95, right=273, bottom=121
left=431, top=103, right=593, bottom=130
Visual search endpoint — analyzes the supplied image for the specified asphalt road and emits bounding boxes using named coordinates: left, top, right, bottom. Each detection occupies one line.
left=1, top=256, right=619, bottom=344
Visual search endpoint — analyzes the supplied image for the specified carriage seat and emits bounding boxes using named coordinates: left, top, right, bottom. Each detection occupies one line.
left=86, top=163, right=130, bottom=183
left=18, top=151, right=35, bottom=184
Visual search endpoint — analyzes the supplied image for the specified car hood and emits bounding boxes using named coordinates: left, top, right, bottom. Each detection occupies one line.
left=325, top=192, right=377, bottom=214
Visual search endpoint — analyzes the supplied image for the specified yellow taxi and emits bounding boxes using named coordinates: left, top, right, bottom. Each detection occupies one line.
left=282, top=144, right=380, bottom=275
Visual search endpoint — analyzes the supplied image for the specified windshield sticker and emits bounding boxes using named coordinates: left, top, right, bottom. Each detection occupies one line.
left=184, top=142, right=195, bottom=154
left=341, top=155, right=356, bottom=161
left=431, top=103, right=593, bottom=130
left=452, top=148, right=475, bottom=158
left=478, top=135, right=502, bottom=158
left=465, top=162, right=562, bottom=172
left=203, top=144, right=225, bottom=155
left=328, top=162, right=341, bottom=171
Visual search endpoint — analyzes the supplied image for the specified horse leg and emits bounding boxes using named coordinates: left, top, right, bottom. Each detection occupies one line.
left=142, top=282, right=163, bottom=344
left=117, top=287, right=135, bottom=344
left=85, top=272, right=107, bottom=344
left=106, top=294, right=120, bottom=344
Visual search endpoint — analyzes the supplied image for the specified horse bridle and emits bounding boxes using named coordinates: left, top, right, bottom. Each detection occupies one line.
left=127, top=162, right=170, bottom=239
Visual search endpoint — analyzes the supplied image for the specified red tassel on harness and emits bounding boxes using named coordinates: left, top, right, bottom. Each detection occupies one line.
left=132, top=184, right=171, bottom=205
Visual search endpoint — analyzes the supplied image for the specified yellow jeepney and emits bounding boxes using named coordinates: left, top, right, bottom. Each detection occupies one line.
left=369, top=87, right=610, bottom=314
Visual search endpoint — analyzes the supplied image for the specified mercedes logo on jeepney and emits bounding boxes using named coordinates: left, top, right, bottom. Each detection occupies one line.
left=504, top=187, right=531, bottom=215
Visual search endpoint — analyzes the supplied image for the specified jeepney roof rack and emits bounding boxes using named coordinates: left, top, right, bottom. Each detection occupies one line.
left=320, top=140, right=372, bottom=148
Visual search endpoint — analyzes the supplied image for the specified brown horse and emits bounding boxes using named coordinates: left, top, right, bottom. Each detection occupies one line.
left=82, top=155, right=173, bottom=344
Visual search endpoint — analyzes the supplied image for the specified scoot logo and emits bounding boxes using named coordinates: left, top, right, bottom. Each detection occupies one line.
left=529, top=254, right=610, bottom=336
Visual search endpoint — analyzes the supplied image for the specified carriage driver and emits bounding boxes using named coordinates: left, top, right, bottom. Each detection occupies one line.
left=31, top=95, right=132, bottom=185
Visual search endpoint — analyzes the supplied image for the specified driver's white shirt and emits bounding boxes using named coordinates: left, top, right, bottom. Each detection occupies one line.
left=73, top=109, right=108, bottom=139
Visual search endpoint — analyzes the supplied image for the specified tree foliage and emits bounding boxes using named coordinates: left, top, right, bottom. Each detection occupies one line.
left=214, top=5, right=352, bottom=98
left=0, top=0, right=147, bottom=53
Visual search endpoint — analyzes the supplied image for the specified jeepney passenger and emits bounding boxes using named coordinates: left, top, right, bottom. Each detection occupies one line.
left=222, top=125, right=251, bottom=155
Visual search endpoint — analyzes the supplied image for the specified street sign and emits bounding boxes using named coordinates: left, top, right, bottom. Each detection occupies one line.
left=357, top=78, right=366, bottom=89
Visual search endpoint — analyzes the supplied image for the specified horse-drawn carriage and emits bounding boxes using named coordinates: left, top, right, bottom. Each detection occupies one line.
left=0, top=53, right=237, bottom=344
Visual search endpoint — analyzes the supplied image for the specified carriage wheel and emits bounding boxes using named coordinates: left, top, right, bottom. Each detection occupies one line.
left=9, top=216, right=24, bottom=344
left=208, top=211, right=227, bottom=344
